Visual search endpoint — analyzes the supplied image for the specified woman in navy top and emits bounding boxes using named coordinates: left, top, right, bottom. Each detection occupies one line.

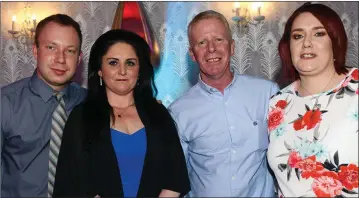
left=53, top=29, right=190, bottom=197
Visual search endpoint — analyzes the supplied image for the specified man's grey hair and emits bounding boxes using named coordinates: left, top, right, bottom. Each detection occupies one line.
left=187, top=10, right=232, bottom=46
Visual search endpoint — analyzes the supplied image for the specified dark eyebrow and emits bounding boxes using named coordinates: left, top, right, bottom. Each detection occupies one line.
left=106, top=58, right=137, bottom=61
left=106, top=58, right=119, bottom=61
left=291, top=26, right=325, bottom=33
left=312, top=26, right=326, bottom=31
left=126, top=58, right=137, bottom=61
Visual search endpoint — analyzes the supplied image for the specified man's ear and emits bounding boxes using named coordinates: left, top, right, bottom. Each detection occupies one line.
left=78, top=51, right=83, bottom=67
left=32, top=44, right=38, bottom=60
left=230, top=39, right=235, bottom=56
left=189, top=47, right=197, bottom=62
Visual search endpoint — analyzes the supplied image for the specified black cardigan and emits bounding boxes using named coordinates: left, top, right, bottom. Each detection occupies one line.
left=53, top=102, right=190, bottom=197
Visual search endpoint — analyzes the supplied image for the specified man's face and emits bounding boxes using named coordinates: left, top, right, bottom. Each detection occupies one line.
left=33, top=21, right=81, bottom=91
left=189, top=18, right=234, bottom=81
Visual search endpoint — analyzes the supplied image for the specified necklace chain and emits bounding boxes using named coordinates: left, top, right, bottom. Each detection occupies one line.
left=113, top=102, right=135, bottom=118
left=299, top=71, right=336, bottom=99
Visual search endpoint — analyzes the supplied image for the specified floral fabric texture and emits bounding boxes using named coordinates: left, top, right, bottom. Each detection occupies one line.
left=267, top=67, right=359, bottom=197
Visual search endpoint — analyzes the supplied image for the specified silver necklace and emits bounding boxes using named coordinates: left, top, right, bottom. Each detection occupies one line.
left=113, top=102, right=135, bottom=118
left=299, top=71, right=336, bottom=100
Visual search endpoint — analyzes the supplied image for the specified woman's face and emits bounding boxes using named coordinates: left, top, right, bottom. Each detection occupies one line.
left=290, top=12, right=335, bottom=77
left=98, top=42, right=140, bottom=96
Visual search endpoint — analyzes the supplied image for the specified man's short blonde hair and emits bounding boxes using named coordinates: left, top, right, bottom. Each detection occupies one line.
left=187, top=10, right=232, bottom=46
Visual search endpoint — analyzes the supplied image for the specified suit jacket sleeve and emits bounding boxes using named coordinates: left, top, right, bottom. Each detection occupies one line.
left=53, top=104, right=85, bottom=197
left=161, top=105, right=191, bottom=195
left=0, top=92, right=11, bottom=193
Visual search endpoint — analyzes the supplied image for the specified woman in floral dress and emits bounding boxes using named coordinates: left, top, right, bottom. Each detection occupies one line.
left=267, top=3, right=358, bottom=197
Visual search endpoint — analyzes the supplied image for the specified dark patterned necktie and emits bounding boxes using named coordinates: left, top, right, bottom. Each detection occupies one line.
left=48, top=92, right=67, bottom=197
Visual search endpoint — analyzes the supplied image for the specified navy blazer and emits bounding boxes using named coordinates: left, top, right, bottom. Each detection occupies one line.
left=53, top=102, right=190, bottom=197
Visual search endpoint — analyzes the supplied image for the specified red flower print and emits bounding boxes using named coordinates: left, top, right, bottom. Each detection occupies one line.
left=351, top=68, right=358, bottom=81
left=293, top=109, right=323, bottom=131
left=330, top=69, right=358, bottom=94
left=332, top=88, right=339, bottom=93
left=342, top=76, right=351, bottom=87
left=312, top=171, right=343, bottom=197
left=338, top=164, right=359, bottom=190
left=293, top=118, right=306, bottom=131
left=303, top=109, right=322, bottom=130
left=295, top=155, right=324, bottom=179
left=275, top=100, right=288, bottom=109
left=268, top=107, right=285, bottom=131
left=288, top=151, right=302, bottom=168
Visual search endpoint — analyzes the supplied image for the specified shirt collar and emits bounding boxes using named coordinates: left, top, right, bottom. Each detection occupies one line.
left=29, top=69, right=70, bottom=103
left=198, top=70, right=238, bottom=94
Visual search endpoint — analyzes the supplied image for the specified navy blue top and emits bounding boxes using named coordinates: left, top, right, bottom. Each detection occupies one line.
left=1, top=70, right=86, bottom=197
left=111, top=127, right=147, bottom=197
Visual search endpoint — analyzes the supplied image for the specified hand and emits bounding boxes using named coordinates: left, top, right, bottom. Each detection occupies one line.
left=159, top=189, right=180, bottom=197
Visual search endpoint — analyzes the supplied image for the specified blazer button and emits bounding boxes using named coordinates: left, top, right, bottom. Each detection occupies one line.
left=253, top=121, right=258, bottom=126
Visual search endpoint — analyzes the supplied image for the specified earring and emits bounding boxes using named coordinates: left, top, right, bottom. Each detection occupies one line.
left=333, top=59, right=336, bottom=62
left=100, top=77, right=103, bottom=86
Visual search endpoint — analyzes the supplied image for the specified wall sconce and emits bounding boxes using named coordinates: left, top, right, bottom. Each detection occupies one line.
left=8, top=4, right=37, bottom=47
left=232, top=2, right=265, bottom=35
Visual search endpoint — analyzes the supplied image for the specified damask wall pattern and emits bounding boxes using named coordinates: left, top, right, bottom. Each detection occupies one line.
left=1, top=1, right=358, bottom=106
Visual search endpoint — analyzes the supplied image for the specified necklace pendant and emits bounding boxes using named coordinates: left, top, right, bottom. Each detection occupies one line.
left=113, top=102, right=135, bottom=119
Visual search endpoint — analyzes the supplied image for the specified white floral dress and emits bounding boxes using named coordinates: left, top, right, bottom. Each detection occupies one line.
left=267, top=67, right=358, bottom=197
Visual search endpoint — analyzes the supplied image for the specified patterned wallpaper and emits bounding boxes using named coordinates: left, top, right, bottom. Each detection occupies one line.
left=1, top=1, right=358, bottom=106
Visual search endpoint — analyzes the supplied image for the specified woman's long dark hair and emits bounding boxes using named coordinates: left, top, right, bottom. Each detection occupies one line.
left=84, top=29, right=166, bottom=138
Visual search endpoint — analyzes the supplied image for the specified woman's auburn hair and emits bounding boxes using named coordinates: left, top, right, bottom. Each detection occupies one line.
left=277, top=3, right=348, bottom=87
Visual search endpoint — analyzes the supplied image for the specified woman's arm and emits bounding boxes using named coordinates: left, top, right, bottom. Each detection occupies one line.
left=160, top=105, right=191, bottom=196
left=159, top=189, right=180, bottom=197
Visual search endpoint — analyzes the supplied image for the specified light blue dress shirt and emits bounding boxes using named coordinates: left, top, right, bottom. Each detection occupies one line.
left=169, top=71, right=279, bottom=197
